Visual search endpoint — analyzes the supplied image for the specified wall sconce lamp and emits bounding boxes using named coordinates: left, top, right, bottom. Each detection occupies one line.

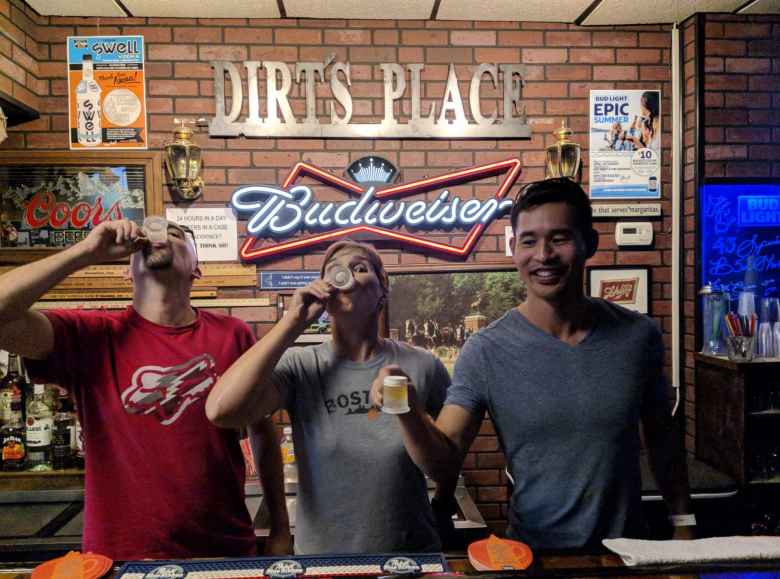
left=545, top=120, right=581, bottom=182
left=164, top=118, right=205, bottom=200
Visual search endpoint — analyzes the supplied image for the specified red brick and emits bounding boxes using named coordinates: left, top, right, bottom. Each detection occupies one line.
left=705, top=144, right=747, bottom=160
left=174, top=27, right=221, bottom=43
left=148, top=44, right=197, bottom=61
left=38, top=61, right=64, bottom=78
left=477, top=487, right=508, bottom=502
left=373, top=30, right=399, bottom=45
left=546, top=31, right=591, bottom=46
left=349, top=46, right=399, bottom=62
left=704, top=57, right=724, bottom=73
left=175, top=62, right=214, bottom=79
left=276, top=28, right=322, bottom=45
left=145, top=62, right=172, bottom=78
left=451, top=31, right=496, bottom=46
left=750, top=75, right=780, bottom=91
left=425, top=47, right=472, bottom=63
left=723, top=23, right=771, bottom=38
left=570, top=48, right=614, bottom=64
left=725, top=127, right=772, bottom=143
left=231, top=307, right=276, bottom=323
left=175, top=98, right=214, bottom=114
left=639, top=66, right=669, bottom=81
left=592, top=31, right=637, bottom=47
left=546, top=64, right=591, bottom=81
left=522, top=48, right=567, bottom=64
left=227, top=168, right=278, bottom=183
left=497, top=30, right=544, bottom=46
left=123, top=26, right=172, bottom=43
left=147, top=97, right=173, bottom=113
left=323, top=29, right=370, bottom=45
left=593, top=65, right=637, bottom=81
left=474, top=47, right=521, bottom=62
left=250, top=46, right=299, bottom=61
left=704, top=74, right=746, bottom=91
left=0, top=54, right=23, bottom=82
left=149, top=79, right=199, bottom=96
left=748, top=40, right=780, bottom=57
left=750, top=145, right=780, bottom=161
left=223, top=27, right=272, bottom=44
left=34, top=25, right=73, bottom=43
left=616, top=48, right=661, bottom=64
left=203, top=151, right=251, bottom=167
left=26, top=131, right=68, bottom=148
left=724, top=58, right=771, bottom=74
left=616, top=251, right=662, bottom=266
left=705, top=39, right=746, bottom=56
left=522, top=81, right=568, bottom=98
left=199, top=45, right=247, bottom=62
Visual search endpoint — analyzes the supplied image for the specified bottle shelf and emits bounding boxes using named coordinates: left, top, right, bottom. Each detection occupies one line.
left=0, top=468, right=84, bottom=492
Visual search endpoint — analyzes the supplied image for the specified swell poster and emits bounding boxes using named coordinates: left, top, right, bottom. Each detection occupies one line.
left=67, top=35, right=147, bottom=150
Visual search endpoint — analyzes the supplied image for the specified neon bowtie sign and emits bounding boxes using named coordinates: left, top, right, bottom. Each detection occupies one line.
left=231, top=158, right=522, bottom=262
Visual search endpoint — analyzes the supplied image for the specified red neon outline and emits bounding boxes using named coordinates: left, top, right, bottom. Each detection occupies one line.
left=239, top=158, right=522, bottom=262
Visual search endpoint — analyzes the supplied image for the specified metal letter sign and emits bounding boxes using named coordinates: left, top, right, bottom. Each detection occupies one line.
left=231, top=158, right=523, bottom=262
left=210, top=60, right=531, bottom=140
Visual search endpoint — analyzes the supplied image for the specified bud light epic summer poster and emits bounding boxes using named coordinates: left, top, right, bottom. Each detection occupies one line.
left=589, top=89, right=661, bottom=199
left=67, top=35, right=147, bottom=150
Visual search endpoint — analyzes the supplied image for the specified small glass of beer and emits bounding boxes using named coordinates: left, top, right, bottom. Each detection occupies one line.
left=382, top=375, right=410, bottom=414
left=143, top=216, right=168, bottom=244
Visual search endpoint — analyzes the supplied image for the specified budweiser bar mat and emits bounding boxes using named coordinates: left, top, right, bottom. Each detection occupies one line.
left=116, top=553, right=449, bottom=578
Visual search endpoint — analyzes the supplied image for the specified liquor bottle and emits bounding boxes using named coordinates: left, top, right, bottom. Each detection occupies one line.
left=280, top=426, right=297, bottom=486
left=72, top=416, right=85, bottom=469
left=0, top=354, right=26, bottom=427
left=1, top=400, right=25, bottom=470
left=52, top=407, right=74, bottom=470
left=26, top=383, right=53, bottom=471
left=76, top=54, right=102, bottom=147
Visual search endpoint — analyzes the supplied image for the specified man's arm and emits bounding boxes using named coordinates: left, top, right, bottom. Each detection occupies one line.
left=206, top=280, right=334, bottom=429
left=0, top=220, right=146, bottom=359
left=370, top=366, right=482, bottom=484
left=641, top=397, right=695, bottom=539
left=248, top=418, right=291, bottom=555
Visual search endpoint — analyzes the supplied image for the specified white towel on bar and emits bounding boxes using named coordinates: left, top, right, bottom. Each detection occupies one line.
left=603, top=536, right=780, bottom=567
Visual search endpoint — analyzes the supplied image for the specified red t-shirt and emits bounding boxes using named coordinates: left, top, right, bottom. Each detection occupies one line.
left=26, top=307, right=258, bottom=561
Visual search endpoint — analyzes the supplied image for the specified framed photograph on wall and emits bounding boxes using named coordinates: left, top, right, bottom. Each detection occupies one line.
left=0, top=151, right=163, bottom=264
left=385, top=265, right=524, bottom=375
left=587, top=266, right=650, bottom=314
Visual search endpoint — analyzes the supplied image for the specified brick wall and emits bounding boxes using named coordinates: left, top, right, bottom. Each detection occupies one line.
left=0, top=0, right=43, bottom=116
left=681, top=13, right=780, bottom=456
left=3, top=10, right=676, bottom=534
left=681, top=15, right=698, bottom=454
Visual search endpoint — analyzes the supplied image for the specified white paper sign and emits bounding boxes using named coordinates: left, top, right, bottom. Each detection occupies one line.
left=589, top=90, right=661, bottom=199
left=505, top=226, right=513, bottom=256
left=166, top=207, right=237, bottom=262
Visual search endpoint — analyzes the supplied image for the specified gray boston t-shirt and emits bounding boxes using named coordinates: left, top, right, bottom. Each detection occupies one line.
left=446, top=298, right=668, bottom=549
left=273, top=339, right=450, bottom=554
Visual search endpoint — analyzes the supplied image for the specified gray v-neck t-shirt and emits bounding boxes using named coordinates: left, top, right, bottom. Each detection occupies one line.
left=446, top=298, right=668, bottom=549
left=273, top=339, right=450, bottom=554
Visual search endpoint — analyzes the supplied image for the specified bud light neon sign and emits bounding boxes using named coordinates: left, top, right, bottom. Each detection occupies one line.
left=230, top=158, right=522, bottom=262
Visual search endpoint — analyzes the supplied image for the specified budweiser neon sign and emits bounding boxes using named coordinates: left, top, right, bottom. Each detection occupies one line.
left=231, top=158, right=522, bottom=262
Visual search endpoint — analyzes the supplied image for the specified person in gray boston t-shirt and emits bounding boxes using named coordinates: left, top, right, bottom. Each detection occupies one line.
left=371, top=178, right=695, bottom=550
left=207, top=239, right=453, bottom=554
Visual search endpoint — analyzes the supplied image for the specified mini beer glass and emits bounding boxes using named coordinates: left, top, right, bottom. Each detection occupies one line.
left=382, top=375, right=410, bottom=414
left=143, top=216, right=168, bottom=244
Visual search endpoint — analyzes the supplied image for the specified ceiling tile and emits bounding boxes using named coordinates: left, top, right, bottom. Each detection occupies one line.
left=738, top=0, right=780, bottom=13
left=437, top=0, right=593, bottom=21
left=285, top=0, right=435, bottom=19
left=26, top=0, right=126, bottom=16
left=583, top=0, right=744, bottom=24
left=121, top=0, right=279, bottom=18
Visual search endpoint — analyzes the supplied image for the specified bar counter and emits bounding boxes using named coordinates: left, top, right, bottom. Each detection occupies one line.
left=0, top=549, right=779, bottom=579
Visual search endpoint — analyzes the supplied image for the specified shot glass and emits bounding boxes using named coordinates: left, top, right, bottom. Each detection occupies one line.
left=382, top=375, right=410, bottom=414
left=143, top=216, right=169, bottom=244
left=726, top=336, right=755, bottom=362
left=325, top=264, right=354, bottom=291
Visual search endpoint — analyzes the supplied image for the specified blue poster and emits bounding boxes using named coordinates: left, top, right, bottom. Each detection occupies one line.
left=259, top=271, right=320, bottom=290
left=589, top=90, right=661, bottom=199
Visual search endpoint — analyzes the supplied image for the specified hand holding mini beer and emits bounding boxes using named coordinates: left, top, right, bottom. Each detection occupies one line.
left=287, top=279, right=335, bottom=330
left=80, top=219, right=147, bottom=263
left=370, top=365, right=412, bottom=416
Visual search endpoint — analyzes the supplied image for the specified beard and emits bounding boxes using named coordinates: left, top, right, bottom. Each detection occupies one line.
left=142, top=246, right=174, bottom=270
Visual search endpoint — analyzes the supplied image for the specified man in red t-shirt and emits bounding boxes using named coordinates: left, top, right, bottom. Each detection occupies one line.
left=0, top=219, right=290, bottom=560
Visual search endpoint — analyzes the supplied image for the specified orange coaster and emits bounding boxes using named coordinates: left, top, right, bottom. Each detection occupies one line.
left=468, top=534, right=533, bottom=571
left=32, top=550, right=113, bottom=579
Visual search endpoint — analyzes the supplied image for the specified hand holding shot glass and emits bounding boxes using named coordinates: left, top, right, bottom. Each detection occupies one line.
left=324, top=263, right=355, bottom=291
left=143, top=216, right=169, bottom=243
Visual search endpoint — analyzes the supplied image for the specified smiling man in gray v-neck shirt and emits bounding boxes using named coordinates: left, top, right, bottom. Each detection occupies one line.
left=372, top=178, right=694, bottom=550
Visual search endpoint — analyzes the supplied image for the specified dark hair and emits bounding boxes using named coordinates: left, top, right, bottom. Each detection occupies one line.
left=510, top=178, right=593, bottom=236
left=320, top=239, right=389, bottom=296
left=641, top=91, right=659, bottom=120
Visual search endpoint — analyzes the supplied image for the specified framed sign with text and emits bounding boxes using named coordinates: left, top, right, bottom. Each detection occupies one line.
left=587, top=266, right=650, bottom=314
left=0, top=151, right=163, bottom=264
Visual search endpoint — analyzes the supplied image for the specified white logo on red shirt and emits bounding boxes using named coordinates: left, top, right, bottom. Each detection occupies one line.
left=121, top=354, right=217, bottom=426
